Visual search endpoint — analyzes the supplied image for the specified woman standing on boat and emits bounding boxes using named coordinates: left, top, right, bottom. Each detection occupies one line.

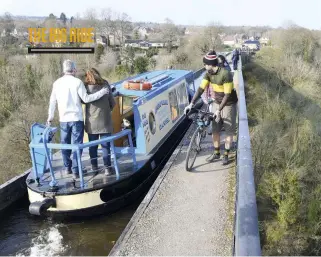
left=84, top=68, right=116, bottom=176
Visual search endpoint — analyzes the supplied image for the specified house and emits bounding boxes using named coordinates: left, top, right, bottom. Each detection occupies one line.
left=9, top=28, right=18, bottom=37
left=149, top=40, right=165, bottom=48
left=259, top=37, right=269, bottom=45
left=234, top=33, right=248, bottom=44
left=223, top=35, right=236, bottom=46
left=184, top=28, right=192, bottom=35
left=124, top=39, right=143, bottom=48
left=96, top=35, right=108, bottom=46
left=108, top=34, right=131, bottom=46
left=243, top=40, right=260, bottom=50
left=139, top=41, right=151, bottom=49
left=133, top=26, right=154, bottom=38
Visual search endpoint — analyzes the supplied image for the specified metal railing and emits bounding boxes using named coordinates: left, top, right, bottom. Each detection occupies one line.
left=234, top=56, right=261, bottom=255
left=29, top=128, right=136, bottom=189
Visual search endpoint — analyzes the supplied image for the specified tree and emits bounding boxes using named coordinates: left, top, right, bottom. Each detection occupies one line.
left=44, top=13, right=57, bottom=28
left=189, top=22, right=223, bottom=54
left=134, top=56, right=149, bottom=73
left=83, top=8, right=98, bottom=28
left=160, top=18, right=179, bottom=53
left=146, top=47, right=158, bottom=58
left=60, top=13, right=67, bottom=26
left=100, top=9, right=132, bottom=50
left=48, top=13, right=56, bottom=19
left=95, top=44, right=105, bottom=63
left=0, top=13, right=15, bottom=48
left=203, top=22, right=223, bottom=51
left=70, top=16, right=74, bottom=26
left=121, top=47, right=135, bottom=72
left=113, top=12, right=132, bottom=48
left=0, top=12, right=15, bottom=36
left=134, top=30, right=140, bottom=40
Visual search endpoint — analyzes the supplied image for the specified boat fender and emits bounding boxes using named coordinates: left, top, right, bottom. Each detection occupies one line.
left=29, top=198, right=56, bottom=216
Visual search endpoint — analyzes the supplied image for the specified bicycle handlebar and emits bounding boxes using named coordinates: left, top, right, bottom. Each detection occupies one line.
left=191, top=107, right=214, bottom=116
left=186, top=107, right=216, bottom=120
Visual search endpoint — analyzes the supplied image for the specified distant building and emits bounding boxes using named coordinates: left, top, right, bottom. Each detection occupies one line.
left=259, top=37, right=269, bottom=45
left=96, top=35, right=108, bottom=46
left=223, top=35, right=236, bottom=46
left=124, top=39, right=167, bottom=49
left=149, top=40, right=166, bottom=48
left=243, top=40, right=260, bottom=50
left=124, top=39, right=143, bottom=48
left=133, top=26, right=154, bottom=38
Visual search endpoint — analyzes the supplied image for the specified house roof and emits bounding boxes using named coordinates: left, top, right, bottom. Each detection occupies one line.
left=149, top=40, right=166, bottom=43
left=124, top=39, right=143, bottom=44
left=244, top=40, right=260, bottom=44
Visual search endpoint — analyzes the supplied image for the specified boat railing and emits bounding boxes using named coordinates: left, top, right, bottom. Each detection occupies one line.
left=29, top=127, right=136, bottom=189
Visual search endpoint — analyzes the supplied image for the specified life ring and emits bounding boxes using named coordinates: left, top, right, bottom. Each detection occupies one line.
left=123, top=80, right=152, bottom=90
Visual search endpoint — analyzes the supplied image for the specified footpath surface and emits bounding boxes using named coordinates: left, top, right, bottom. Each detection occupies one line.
left=109, top=66, right=239, bottom=256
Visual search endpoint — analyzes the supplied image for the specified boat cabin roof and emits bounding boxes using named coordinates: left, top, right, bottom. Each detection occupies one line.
left=111, top=70, right=192, bottom=98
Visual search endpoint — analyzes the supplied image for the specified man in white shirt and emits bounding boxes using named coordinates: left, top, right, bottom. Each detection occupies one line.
left=47, top=59, right=109, bottom=179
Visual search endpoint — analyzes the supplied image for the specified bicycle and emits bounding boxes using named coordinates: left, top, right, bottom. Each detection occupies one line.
left=185, top=99, right=215, bottom=171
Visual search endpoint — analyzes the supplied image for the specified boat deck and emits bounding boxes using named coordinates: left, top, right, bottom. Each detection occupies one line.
left=27, top=150, right=150, bottom=194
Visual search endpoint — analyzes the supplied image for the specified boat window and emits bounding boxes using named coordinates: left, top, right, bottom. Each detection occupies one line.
left=149, top=112, right=156, bottom=135
left=168, top=89, right=179, bottom=122
left=176, top=82, right=189, bottom=116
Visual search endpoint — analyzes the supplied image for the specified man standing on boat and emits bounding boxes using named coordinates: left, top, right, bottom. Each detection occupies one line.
left=47, top=59, right=109, bottom=179
left=184, top=51, right=238, bottom=165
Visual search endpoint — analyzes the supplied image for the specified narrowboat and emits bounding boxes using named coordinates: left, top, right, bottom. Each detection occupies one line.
left=26, top=69, right=204, bottom=217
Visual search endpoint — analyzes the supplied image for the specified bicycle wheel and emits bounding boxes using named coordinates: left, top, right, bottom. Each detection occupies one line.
left=197, top=128, right=207, bottom=151
left=185, top=127, right=202, bottom=171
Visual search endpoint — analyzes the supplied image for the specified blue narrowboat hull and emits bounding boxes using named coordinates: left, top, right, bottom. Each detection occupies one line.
left=28, top=116, right=192, bottom=218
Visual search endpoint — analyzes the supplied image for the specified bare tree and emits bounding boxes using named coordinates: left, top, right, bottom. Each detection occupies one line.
left=100, top=9, right=132, bottom=49
left=160, top=18, right=179, bottom=53
left=0, top=12, right=15, bottom=35
left=114, top=12, right=132, bottom=47
left=0, top=12, right=16, bottom=48
left=204, top=22, right=223, bottom=51
left=43, top=13, right=57, bottom=29
left=83, top=8, right=98, bottom=28
left=60, top=13, right=67, bottom=26
left=189, top=22, right=223, bottom=54
left=100, top=8, right=114, bottom=42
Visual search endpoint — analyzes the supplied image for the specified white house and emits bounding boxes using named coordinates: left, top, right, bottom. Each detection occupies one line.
left=133, top=26, right=153, bottom=38
left=124, top=39, right=143, bottom=48
left=223, top=35, right=235, bottom=46
left=149, top=40, right=165, bottom=48
left=96, top=35, right=108, bottom=46
left=259, top=37, right=269, bottom=45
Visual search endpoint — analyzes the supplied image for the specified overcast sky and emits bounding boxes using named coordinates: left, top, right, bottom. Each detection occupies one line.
left=1, top=0, right=320, bottom=29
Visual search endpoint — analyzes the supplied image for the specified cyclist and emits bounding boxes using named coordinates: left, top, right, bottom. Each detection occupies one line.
left=184, top=50, right=238, bottom=165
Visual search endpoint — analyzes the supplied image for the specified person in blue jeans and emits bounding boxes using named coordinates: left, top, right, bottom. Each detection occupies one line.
left=84, top=68, right=116, bottom=176
left=47, top=60, right=109, bottom=179
left=232, top=49, right=239, bottom=71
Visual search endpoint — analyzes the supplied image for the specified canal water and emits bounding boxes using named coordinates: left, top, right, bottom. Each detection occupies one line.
left=0, top=196, right=140, bottom=256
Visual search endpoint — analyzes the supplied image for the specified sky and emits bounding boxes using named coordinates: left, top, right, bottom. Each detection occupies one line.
left=1, top=0, right=321, bottom=30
